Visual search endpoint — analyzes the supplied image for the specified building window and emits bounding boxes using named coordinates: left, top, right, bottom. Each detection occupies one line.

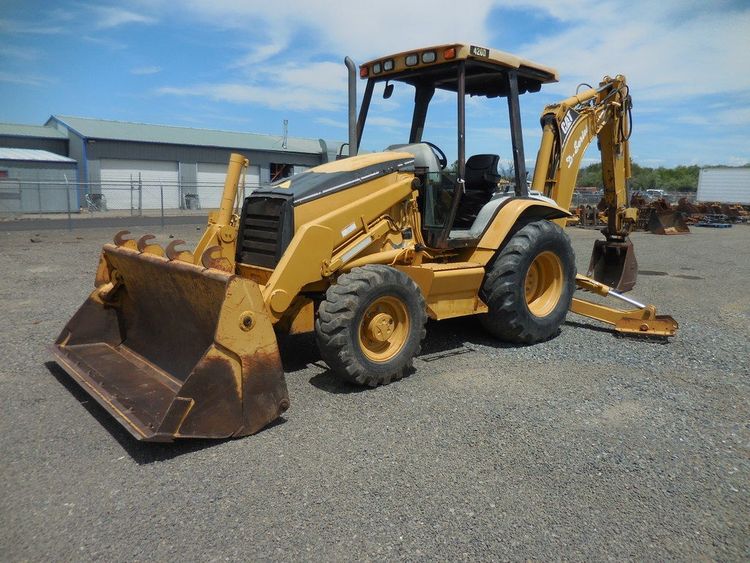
left=270, top=163, right=294, bottom=182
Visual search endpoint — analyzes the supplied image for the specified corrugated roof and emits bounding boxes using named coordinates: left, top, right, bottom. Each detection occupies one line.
left=0, top=122, right=68, bottom=139
left=49, top=115, right=333, bottom=154
left=0, top=148, right=76, bottom=163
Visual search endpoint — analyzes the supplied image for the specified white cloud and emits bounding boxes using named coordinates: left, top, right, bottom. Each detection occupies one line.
left=231, top=39, right=289, bottom=67
left=180, top=0, right=497, bottom=60
left=677, top=108, right=750, bottom=128
left=315, top=117, right=347, bottom=129
left=367, top=117, right=405, bottom=128
left=159, top=61, right=347, bottom=111
left=82, top=35, right=128, bottom=50
left=0, top=45, right=42, bottom=61
left=130, top=66, right=162, bottom=75
left=0, top=18, right=63, bottom=34
left=165, top=0, right=748, bottom=111
left=503, top=0, right=750, bottom=102
left=91, top=6, right=157, bottom=29
left=173, top=0, right=747, bottom=95
left=0, top=71, right=53, bottom=86
left=159, top=81, right=341, bottom=111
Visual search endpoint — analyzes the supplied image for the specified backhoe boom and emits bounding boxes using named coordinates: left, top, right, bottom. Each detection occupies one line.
left=531, top=75, right=634, bottom=237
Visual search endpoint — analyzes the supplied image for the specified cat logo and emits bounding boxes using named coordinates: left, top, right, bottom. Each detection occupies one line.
left=560, top=109, right=579, bottom=143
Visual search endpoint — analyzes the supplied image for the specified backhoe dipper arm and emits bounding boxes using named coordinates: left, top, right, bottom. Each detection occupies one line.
left=531, top=75, right=635, bottom=238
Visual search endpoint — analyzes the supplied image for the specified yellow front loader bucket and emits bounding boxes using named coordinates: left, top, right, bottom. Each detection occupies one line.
left=52, top=243, right=289, bottom=442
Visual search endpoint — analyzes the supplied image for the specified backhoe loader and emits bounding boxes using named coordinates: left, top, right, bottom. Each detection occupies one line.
left=53, top=43, right=677, bottom=441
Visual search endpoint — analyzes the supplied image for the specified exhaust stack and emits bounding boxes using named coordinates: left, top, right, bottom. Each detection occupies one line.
left=344, top=56, right=358, bottom=157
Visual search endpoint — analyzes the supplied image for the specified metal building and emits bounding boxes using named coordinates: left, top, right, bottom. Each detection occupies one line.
left=44, top=116, right=343, bottom=210
left=0, top=148, right=78, bottom=214
left=697, top=167, right=750, bottom=204
left=0, top=123, right=68, bottom=156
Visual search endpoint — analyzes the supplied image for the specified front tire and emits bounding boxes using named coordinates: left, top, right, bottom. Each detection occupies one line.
left=480, top=220, right=575, bottom=344
left=315, top=265, right=427, bottom=386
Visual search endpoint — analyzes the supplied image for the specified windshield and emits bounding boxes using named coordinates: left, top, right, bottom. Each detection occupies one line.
left=358, top=79, right=514, bottom=180
left=357, top=81, right=415, bottom=153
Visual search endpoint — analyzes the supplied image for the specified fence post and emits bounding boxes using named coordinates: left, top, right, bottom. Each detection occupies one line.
left=138, top=173, right=143, bottom=215
left=160, top=182, right=165, bottom=230
left=64, top=174, right=72, bottom=231
left=37, top=182, right=42, bottom=217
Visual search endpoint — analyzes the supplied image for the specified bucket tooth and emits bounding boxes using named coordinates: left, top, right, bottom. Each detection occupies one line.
left=165, top=239, right=194, bottom=263
left=137, top=234, right=165, bottom=256
left=201, top=245, right=233, bottom=272
left=114, top=230, right=138, bottom=250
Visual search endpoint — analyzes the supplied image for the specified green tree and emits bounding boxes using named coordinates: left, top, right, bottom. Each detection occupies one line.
left=576, top=161, right=703, bottom=192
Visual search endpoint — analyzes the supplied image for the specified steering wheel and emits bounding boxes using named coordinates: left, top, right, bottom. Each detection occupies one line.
left=423, top=141, right=448, bottom=170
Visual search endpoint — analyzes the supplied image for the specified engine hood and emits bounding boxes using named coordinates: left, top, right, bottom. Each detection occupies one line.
left=251, top=152, right=415, bottom=206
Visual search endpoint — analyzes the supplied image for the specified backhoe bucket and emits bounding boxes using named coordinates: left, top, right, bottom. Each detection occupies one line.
left=648, top=210, right=690, bottom=235
left=587, top=238, right=638, bottom=293
left=52, top=244, right=289, bottom=442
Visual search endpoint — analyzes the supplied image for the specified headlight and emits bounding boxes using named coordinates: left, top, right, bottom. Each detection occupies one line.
left=372, top=62, right=382, bottom=74
left=405, top=54, right=418, bottom=66
left=421, top=51, right=436, bottom=64
left=383, top=59, right=394, bottom=71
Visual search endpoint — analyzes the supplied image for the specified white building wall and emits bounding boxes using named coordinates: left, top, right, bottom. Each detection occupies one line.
left=100, top=159, right=179, bottom=210
left=697, top=167, right=750, bottom=204
left=196, top=163, right=260, bottom=209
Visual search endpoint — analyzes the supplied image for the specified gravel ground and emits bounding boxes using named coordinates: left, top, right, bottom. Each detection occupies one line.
left=1, top=223, right=748, bottom=561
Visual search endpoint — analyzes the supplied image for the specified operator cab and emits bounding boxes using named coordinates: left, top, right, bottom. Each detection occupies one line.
left=354, top=44, right=558, bottom=248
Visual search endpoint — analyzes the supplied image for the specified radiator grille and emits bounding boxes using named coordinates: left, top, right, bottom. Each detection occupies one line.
left=236, top=194, right=293, bottom=269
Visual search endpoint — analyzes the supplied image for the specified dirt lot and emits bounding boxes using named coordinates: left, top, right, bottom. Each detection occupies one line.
left=1, top=223, right=748, bottom=561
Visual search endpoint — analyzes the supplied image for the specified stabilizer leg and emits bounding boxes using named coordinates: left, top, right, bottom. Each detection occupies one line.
left=571, top=274, right=678, bottom=337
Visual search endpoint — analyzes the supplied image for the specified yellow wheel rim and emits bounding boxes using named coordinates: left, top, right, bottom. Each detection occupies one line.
left=358, top=296, right=410, bottom=362
left=524, top=251, right=564, bottom=317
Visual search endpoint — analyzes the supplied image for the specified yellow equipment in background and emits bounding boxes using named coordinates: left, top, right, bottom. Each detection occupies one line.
left=53, top=44, right=677, bottom=441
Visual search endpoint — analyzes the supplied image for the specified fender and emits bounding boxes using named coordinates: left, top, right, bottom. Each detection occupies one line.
left=468, top=199, right=571, bottom=265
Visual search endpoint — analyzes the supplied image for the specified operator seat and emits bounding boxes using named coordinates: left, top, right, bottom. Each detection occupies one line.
left=453, top=154, right=501, bottom=228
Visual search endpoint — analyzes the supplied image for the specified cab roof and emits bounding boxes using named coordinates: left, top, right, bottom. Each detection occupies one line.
left=360, top=43, right=559, bottom=97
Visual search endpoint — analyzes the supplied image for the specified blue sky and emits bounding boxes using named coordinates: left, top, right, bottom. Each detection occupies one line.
left=2, top=0, right=749, bottom=168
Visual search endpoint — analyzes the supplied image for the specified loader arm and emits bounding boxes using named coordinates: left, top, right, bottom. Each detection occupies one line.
left=191, top=152, right=249, bottom=272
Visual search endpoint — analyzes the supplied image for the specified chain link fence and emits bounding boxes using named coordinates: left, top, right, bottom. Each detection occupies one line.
left=2, top=177, right=699, bottom=231
left=571, top=190, right=697, bottom=207
left=0, top=179, right=261, bottom=229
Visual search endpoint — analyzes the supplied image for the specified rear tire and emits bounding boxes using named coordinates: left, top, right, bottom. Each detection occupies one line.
left=315, top=265, right=427, bottom=386
left=480, top=220, right=575, bottom=344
